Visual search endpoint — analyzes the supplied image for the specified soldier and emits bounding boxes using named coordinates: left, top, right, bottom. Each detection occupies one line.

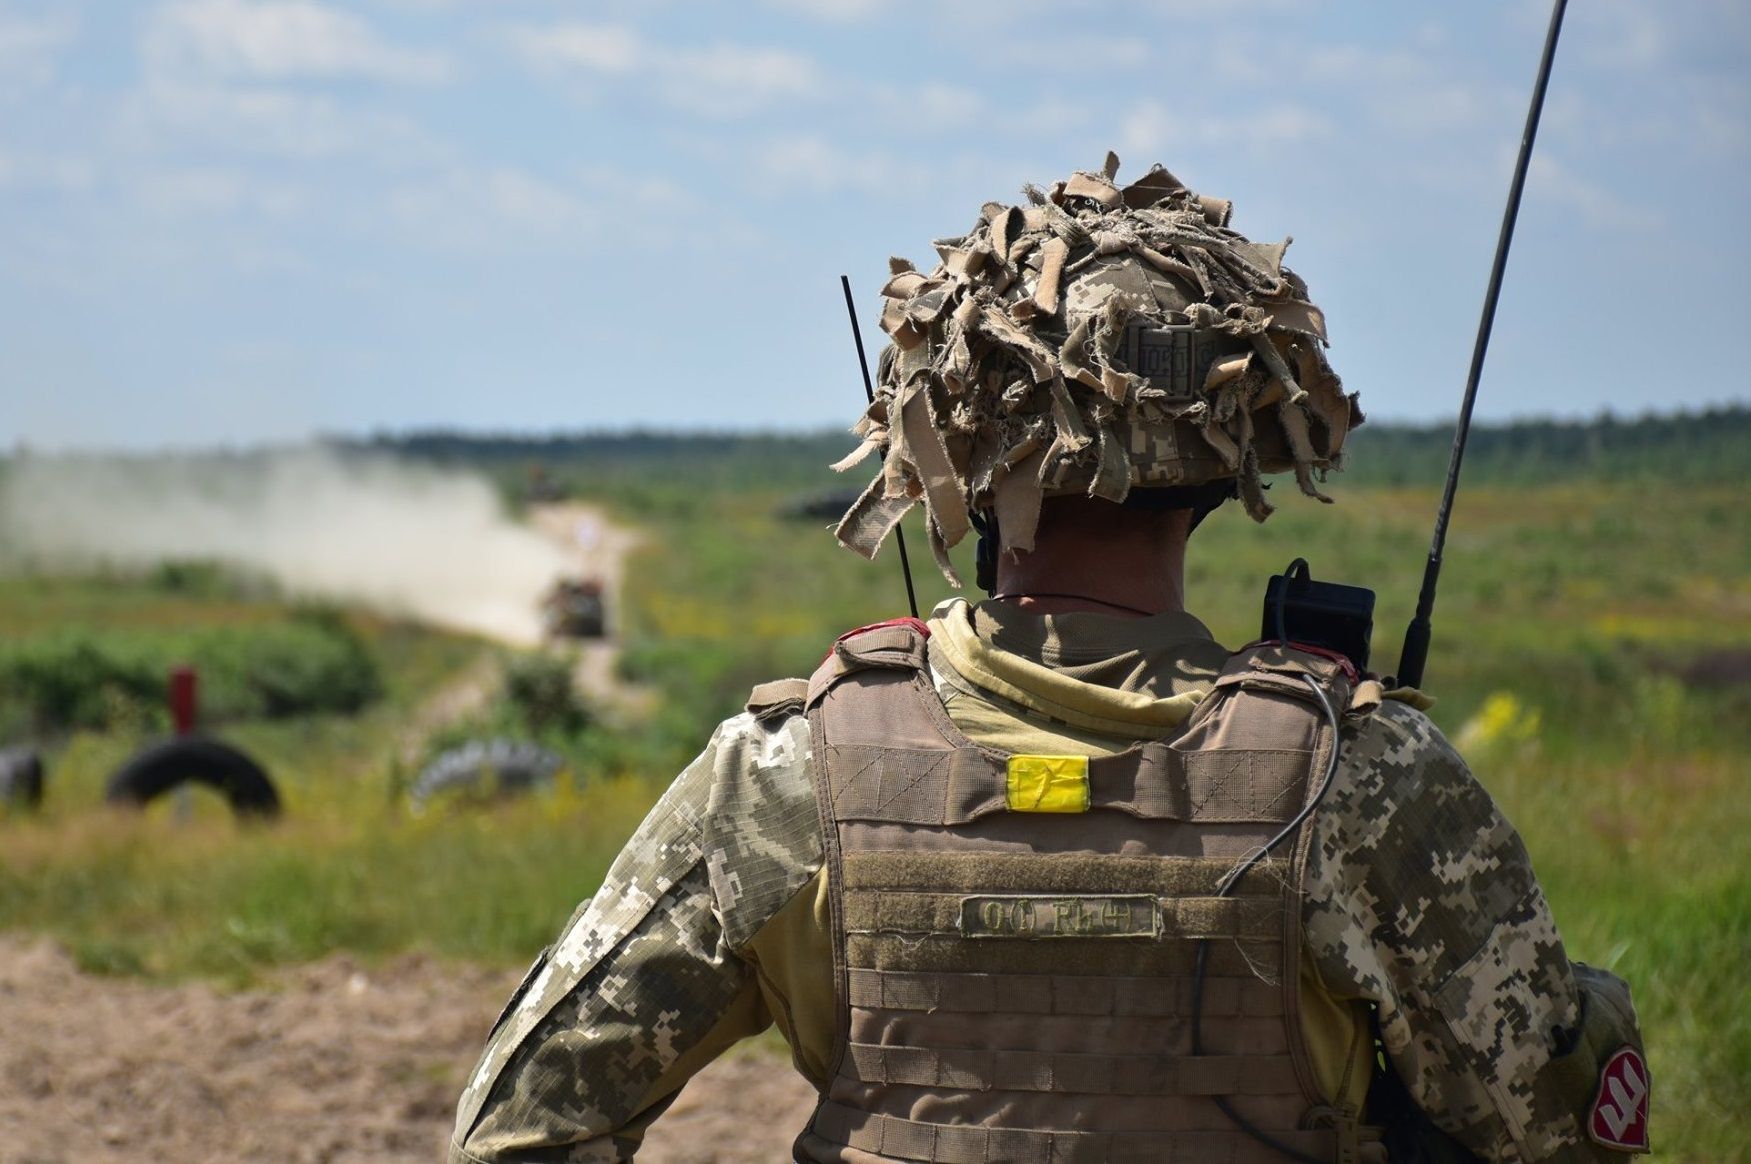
left=450, top=157, right=1649, bottom=1163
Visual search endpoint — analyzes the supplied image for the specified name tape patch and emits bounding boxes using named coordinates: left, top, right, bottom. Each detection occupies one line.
left=959, top=894, right=1160, bottom=939
left=1588, top=1045, right=1651, bottom=1153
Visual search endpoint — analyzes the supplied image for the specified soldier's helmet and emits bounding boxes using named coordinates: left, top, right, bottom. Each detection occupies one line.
left=834, top=153, right=1363, bottom=584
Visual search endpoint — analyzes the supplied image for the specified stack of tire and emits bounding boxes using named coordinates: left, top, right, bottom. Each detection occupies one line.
left=0, top=746, right=44, bottom=812
left=410, top=739, right=565, bottom=809
left=105, top=737, right=281, bottom=819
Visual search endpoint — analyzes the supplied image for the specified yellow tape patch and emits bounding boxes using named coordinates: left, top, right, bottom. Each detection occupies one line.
left=1006, top=755, right=1090, bottom=813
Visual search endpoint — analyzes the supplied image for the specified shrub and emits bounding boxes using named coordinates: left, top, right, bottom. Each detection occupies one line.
left=503, top=652, right=590, bottom=735
left=0, top=612, right=383, bottom=733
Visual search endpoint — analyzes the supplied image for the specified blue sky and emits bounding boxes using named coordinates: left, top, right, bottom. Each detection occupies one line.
left=1, top=0, right=1746, bottom=450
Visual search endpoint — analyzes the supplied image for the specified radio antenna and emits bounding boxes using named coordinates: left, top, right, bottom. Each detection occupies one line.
left=840, top=275, right=921, bottom=621
left=1395, top=0, right=1569, bottom=689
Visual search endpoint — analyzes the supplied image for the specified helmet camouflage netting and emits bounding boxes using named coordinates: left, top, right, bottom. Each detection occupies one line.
left=833, top=153, right=1364, bottom=585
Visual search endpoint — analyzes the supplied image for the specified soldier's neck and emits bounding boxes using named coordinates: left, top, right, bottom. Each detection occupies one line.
left=991, top=499, right=1189, bottom=618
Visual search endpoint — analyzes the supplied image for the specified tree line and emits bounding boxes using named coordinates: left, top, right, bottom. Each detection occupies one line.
left=355, top=403, right=1749, bottom=490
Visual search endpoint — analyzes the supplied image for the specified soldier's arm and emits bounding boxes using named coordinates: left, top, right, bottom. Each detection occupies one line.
left=449, top=707, right=820, bottom=1163
left=1303, top=699, right=1647, bottom=1162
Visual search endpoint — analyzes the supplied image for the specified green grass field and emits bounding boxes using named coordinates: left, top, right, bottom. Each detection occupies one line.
left=1, top=473, right=1746, bottom=1160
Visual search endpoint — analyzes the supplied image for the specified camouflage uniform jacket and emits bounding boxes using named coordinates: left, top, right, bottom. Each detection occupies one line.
left=450, top=601, right=1644, bottom=1163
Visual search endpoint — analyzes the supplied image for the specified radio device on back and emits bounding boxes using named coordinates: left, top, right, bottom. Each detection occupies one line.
left=1261, top=559, right=1375, bottom=674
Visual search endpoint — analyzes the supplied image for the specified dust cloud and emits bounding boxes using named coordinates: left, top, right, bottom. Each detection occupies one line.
left=0, top=446, right=568, bottom=644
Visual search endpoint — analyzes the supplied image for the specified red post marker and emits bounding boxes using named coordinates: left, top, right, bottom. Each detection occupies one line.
left=169, top=666, right=198, bottom=736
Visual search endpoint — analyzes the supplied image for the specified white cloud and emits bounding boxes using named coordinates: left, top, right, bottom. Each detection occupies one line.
left=1377, top=80, right=1496, bottom=136
left=1119, top=102, right=1333, bottom=157
left=865, top=81, right=986, bottom=133
left=1529, top=153, right=1650, bottom=231
left=504, top=22, right=640, bottom=75
left=136, top=166, right=305, bottom=218
left=386, top=165, right=599, bottom=251
left=0, top=9, right=77, bottom=95
left=983, top=96, right=1092, bottom=141
left=574, top=165, right=695, bottom=213
left=127, top=79, right=439, bottom=161
left=1217, top=39, right=1512, bottom=140
left=990, top=31, right=1151, bottom=71
left=1574, top=0, right=1670, bottom=70
left=662, top=44, right=819, bottom=116
left=762, top=0, right=884, bottom=21
left=505, top=22, right=820, bottom=118
left=147, top=0, right=450, bottom=84
left=0, top=147, right=94, bottom=193
left=746, top=134, right=918, bottom=196
left=1694, top=79, right=1751, bottom=157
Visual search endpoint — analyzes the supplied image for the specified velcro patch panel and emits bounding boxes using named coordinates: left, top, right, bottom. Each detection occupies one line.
left=958, top=895, right=1161, bottom=939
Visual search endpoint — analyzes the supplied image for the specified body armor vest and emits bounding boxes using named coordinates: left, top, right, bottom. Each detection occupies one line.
left=794, top=621, right=1374, bottom=1164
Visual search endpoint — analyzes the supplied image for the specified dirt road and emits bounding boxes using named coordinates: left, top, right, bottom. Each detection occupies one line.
left=0, top=937, right=817, bottom=1163
left=399, top=501, right=648, bottom=761
left=525, top=503, right=650, bottom=716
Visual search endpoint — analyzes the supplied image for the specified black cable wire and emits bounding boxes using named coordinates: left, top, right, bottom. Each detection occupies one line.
left=1273, top=558, right=1309, bottom=650
left=1189, top=672, right=1344, bottom=1162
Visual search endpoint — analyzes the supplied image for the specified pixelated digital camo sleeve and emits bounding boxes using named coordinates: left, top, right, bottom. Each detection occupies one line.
left=450, top=710, right=820, bottom=1164
left=1305, top=700, right=1644, bottom=1162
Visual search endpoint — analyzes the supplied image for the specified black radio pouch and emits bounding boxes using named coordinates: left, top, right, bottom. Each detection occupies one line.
left=1262, top=558, right=1376, bottom=674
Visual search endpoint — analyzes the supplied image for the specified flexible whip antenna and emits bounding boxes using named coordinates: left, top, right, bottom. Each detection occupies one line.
left=840, top=275, right=921, bottom=621
left=1395, top=0, right=1569, bottom=689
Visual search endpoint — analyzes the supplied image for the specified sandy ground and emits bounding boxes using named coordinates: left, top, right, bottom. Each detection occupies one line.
left=1, top=502, right=816, bottom=1161
left=0, top=936, right=817, bottom=1164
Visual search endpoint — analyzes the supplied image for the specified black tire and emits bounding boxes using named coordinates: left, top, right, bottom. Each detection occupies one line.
left=106, top=737, right=281, bottom=819
left=410, top=739, right=564, bottom=807
left=0, top=746, right=44, bottom=811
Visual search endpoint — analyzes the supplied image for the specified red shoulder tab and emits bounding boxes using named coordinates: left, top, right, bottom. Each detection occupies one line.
left=834, top=617, right=931, bottom=645
left=1588, top=1046, right=1651, bottom=1153
left=1234, top=638, right=1361, bottom=685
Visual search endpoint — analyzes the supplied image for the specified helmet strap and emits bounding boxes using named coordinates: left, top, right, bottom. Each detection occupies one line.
left=1120, top=480, right=1240, bottom=531
left=972, top=511, right=1000, bottom=595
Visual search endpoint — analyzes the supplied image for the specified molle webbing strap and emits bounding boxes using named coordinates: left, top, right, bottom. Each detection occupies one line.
left=849, top=1012, right=1289, bottom=1064
left=824, top=744, right=1314, bottom=825
left=845, top=932, right=1282, bottom=979
left=843, top=1043, right=1301, bottom=1096
left=842, top=852, right=1291, bottom=894
left=811, top=1103, right=1336, bottom=1164
left=846, top=968, right=1281, bottom=1019
left=841, top=890, right=1280, bottom=941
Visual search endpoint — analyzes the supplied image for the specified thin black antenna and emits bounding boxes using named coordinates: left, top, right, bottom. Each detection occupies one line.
left=840, top=274, right=921, bottom=621
left=1395, top=0, right=1568, bottom=689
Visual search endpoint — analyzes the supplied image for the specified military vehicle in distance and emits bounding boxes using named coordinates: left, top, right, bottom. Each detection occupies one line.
left=543, top=577, right=608, bottom=639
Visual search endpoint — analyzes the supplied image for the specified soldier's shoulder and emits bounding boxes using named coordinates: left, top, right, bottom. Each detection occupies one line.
left=705, top=694, right=814, bottom=805
left=1341, top=690, right=1467, bottom=786
left=1315, top=691, right=1491, bottom=856
left=699, top=686, right=822, bottom=949
left=707, top=678, right=814, bottom=779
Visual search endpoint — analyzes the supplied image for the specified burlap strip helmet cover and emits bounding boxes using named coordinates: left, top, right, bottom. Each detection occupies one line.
left=833, top=154, right=1364, bottom=584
